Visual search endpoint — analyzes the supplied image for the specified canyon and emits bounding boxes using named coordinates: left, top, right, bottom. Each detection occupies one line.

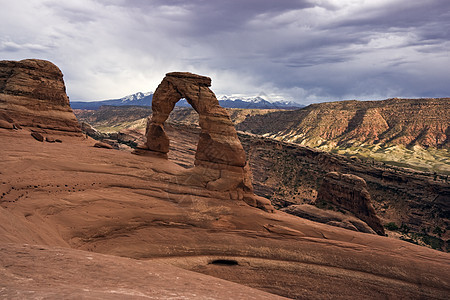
left=237, top=98, right=450, bottom=174
left=75, top=104, right=450, bottom=252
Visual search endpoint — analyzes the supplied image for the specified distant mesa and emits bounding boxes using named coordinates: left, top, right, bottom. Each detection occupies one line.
left=237, top=97, right=450, bottom=149
left=137, top=72, right=274, bottom=212
left=0, top=59, right=81, bottom=136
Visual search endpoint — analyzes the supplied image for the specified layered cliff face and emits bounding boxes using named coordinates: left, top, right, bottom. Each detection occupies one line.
left=237, top=98, right=449, bottom=149
left=241, top=135, right=450, bottom=251
left=315, top=172, right=385, bottom=235
left=0, top=59, right=81, bottom=135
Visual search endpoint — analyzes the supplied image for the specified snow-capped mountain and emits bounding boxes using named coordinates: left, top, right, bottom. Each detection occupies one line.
left=216, top=95, right=303, bottom=109
left=71, top=92, right=153, bottom=110
left=71, top=92, right=303, bottom=110
left=119, top=92, right=153, bottom=104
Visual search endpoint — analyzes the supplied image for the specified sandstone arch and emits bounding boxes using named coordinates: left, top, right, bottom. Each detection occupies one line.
left=146, top=72, right=246, bottom=167
left=141, top=72, right=272, bottom=211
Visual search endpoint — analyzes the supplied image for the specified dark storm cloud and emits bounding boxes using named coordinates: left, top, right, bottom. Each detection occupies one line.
left=0, top=0, right=449, bottom=103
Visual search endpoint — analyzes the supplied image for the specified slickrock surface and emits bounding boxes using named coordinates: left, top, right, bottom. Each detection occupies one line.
left=0, top=243, right=284, bottom=300
left=1, top=129, right=449, bottom=299
left=315, top=172, right=385, bottom=235
left=139, top=72, right=272, bottom=211
left=0, top=59, right=81, bottom=135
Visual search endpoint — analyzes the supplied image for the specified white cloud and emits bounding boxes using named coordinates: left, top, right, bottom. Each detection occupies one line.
left=0, top=0, right=449, bottom=104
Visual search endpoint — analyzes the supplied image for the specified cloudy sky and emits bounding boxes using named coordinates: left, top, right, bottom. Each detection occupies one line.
left=1, top=0, right=449, bottom=104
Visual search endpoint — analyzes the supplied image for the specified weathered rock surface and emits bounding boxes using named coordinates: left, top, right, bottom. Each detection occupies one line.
left=31, top=131, right=44, bottom=142
left=0, top=129, right=449, bottom=299
left=80, top=121, right=104, bottom=139
left=0, top=119, right=14, bottom=129
left=282, top=204, right=376, bottom=234
left=0, top=243, right=282, bottom=300
left=94, top=141, right=114, bottom=149
left=45, top=136, right=56, bottom=143
left=1, top=129, right=449, bottom=298
left=145, top=72, right=246, bottom=166
left=73, top=107, right=450, bottom=249
left=0, top=59, right=81, bottom=135
left=140, top=72, right=271, bottom=211
left=315, top=172, right=385, bottom=235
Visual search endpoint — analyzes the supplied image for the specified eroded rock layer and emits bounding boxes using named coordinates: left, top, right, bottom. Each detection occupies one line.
left=237, top=98, right=450, bottom=148
left=316, top=171, right=385, bottom=235
left=140, top=72, right=272, bottom=211
left=0, top=59, right=81, bottom=135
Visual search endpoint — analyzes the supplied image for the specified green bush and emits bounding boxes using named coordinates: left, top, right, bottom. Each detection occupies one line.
left=384, top=222, right=399, bottom=231
left=433, top=226, right=443, bottom=237
left=421, top=234, right=444, bottom=250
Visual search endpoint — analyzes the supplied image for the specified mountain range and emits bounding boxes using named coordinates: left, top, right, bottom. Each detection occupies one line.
left=71, top=92, right=304, bottom=110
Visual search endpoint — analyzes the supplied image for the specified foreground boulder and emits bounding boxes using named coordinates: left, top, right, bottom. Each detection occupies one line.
left=137, top=72, right=273, bottom=211
left=94, top=141, right=114, bottom=149
left=315, top=171, right=385, bottom=235
left=0, top=59, right=81, bottom=136
left=31, top=131, right=44, bottom=142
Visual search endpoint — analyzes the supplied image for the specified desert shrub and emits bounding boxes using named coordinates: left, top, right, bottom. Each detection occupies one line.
left=400, top=236, right=418, bottom=245
left=432, top=226, right=443, bottom=237
left=400, top=224, right=410, bottom=234
left=384, top=222, right=399, bottom=231
left=420, top=234, right=444, bottom=250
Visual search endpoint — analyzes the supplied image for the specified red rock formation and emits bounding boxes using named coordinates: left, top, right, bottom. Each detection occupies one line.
left=237, top=98, right=450, bottom=148
left=315, top=171, right=385, bottom=235
left=138, top=72, right=272, bottom=211
left=282, top=204, right=377, bottom=234
left=0, top=243, right=282, bottom=299
left=1, top=130, right=449, bottom=299
left=0, top=59, right=81, bottom=135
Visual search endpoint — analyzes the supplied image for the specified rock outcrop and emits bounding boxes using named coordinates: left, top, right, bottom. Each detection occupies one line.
left=315, top=172, right=385, bottom=235
left=0, top=59, right=81, bottom=135
left=137, top=72, right=272, bottom=211
left=94, top=141, right=114, bottom=149
left=282, top=204, right=377, bottom=234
